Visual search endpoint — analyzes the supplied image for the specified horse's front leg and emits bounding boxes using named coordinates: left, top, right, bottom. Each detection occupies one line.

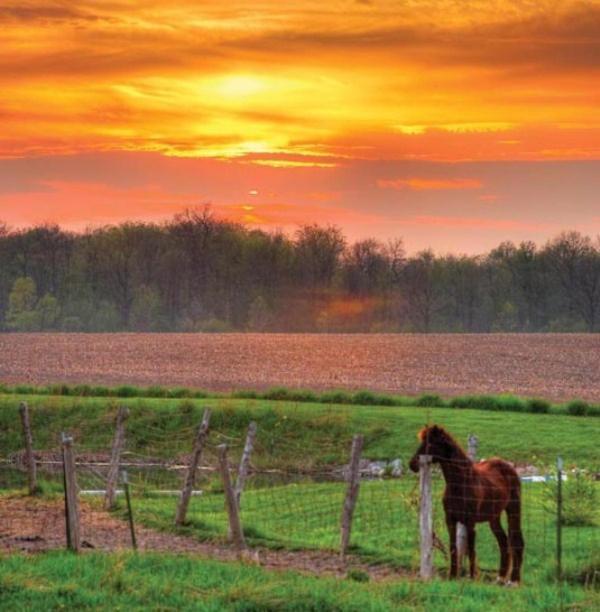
left=446, top=516, right=458, bottom=578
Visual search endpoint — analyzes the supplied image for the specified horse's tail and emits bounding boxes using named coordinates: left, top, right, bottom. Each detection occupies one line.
left=502, top=462, right=524, bottom=582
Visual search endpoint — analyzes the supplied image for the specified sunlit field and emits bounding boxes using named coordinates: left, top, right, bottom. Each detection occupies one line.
left=1, top=333, right=599, bottom=401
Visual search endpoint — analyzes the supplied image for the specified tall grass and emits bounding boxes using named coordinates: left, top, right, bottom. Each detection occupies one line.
left=1, top=382, right=598, bottom=416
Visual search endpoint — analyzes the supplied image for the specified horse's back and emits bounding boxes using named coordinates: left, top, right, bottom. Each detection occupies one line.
left=476, top=458, right=521, bottom=500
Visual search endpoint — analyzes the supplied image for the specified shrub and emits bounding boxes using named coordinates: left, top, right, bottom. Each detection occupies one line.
left=287, top=390, right=318, bottom=403
left=543, top=471, right=598, bottom=528
left=144, top=386, right=167, bottom=398
left=587, top=404, right=600, bottom=417
left=72, top=385, right=93, bottom=397
left=319, top=391, right=353, bottom=404
left=48, top=384, right=71, bottom=396
left=114, top=385, right=139, bottom=398
left=262, top=387, right=292, bottom=401
left=567, top=400, right=589, bottom=416
left=353, top=390, right=378, bottom=405
left=527, top=398, right=550, bottom=414
left=13, top=384, right=36, bottom=395
left=415, top=393, right=443, bottom=407
left=496, top=395, right=526, bottom=412
left=449, top=395, right=473, bottom=409
left=562, top=473, right=598, bottom=527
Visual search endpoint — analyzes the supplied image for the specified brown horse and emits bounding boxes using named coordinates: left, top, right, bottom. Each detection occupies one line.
left=409, top=425, right=524, bottom=584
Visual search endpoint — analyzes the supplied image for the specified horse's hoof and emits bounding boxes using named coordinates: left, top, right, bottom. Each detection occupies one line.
left=505, top=580, right=520, bottom=588
left=495, top=577, right=506, bottom=585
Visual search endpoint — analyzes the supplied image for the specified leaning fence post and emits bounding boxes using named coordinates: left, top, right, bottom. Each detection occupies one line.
left=19, top=402, right=38, bottom=495
left=556, top=456, right=563, bottom=582
left=104, top=405, right=129, bottom=510
left=234, top=421, right=257, bottom=508
left=175, top=408, right=211, bottom=526
left=218, top=444, right=246, bottom=554
left=419, top=454, right=434, bottom=580
left=62, top=433, right=81, bottom=552
left=122, top=470, right=137, bottom=551
left=457, top=434, right=479, bottom=568
left=340, top=434, right=364, bottom=557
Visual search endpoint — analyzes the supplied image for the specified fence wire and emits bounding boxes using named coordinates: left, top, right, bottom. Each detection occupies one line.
left=0, top=402, right=598, bottom=590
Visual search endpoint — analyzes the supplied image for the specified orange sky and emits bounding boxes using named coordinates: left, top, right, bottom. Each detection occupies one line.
left=1, top=1, right=599, bottom=252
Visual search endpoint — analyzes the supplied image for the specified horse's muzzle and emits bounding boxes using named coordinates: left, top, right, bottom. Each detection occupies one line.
left=409, top=456, right=419, bottom=472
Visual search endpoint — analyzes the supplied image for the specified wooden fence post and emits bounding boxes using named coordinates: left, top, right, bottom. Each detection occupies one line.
left=340, top=434, right=364, bottom=557
left=457, top=434, right=479, bottom=568
left=234, top=421, right=257, bottom=508
left=104, top=405, right=129, bottom=510
left=419, top=454, right=434, bottom=580
left=62, top=433, right=81, bottom=552
left=556, top=456, right=563, bottom=582
left=19, top=402, right=38, bottom=495
left=218, top=444, right=246, bottom=553
left=122, top=470, right=137, bottom=551
left=175, top=408, right=211, bottom=526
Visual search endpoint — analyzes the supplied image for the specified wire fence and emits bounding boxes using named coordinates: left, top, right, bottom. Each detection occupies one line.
left=0, top=401, right=598, bottom=589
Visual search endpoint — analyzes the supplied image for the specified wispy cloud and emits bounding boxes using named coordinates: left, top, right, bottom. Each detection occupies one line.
left=377, top=178, right=483, bottom=191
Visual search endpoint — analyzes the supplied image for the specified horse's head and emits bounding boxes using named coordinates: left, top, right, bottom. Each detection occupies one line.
left=409, top=424, right=456, bottom=472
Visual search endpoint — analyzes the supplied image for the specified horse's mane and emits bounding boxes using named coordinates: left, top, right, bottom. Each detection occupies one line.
left=419, top=425, right=470, bottom=461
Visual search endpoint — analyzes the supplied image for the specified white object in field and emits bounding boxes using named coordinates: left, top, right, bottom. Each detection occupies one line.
left=80, top=489, right=204, bottom=496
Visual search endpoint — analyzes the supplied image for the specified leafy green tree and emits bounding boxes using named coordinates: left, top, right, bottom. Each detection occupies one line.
left=131, top=286, right=164, bottom=332
left=6, top=277, right=39, bottom=331
left=247, top=295, right=273, bottom=331
left=36, top=294, right=60, bottom=330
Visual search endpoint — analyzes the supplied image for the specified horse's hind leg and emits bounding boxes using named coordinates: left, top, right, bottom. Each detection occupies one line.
left=446, top=517, right=458, bottom=578
left=489, top=517, right=509, bottom=583
left=467, top=524, right=478, bottom=579
left=507, top=505, right=524, bottom=584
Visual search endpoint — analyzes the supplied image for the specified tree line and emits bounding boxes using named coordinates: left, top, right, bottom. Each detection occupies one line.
left=1, top=209, right=599, bottom=333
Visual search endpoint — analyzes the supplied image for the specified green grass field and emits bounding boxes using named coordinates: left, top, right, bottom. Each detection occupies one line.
left=0, top=390, right=598, bottom=610
left=1, top=393, right=599, bottom=469
left=0, top=551, right=597, bottom=611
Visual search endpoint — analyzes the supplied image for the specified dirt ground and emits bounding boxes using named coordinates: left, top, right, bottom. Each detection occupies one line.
left=0, top=494, right=409, bottom=582
left=1, top=333, right=598, bottom=401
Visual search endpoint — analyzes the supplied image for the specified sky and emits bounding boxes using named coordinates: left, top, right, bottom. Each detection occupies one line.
left=1, top=0, right=599, bottom=253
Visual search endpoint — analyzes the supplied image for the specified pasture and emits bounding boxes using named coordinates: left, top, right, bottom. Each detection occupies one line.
left=0, top=391, right=598, bottom=611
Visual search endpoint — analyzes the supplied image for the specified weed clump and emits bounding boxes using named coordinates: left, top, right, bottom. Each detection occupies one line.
left=415, top=393, right=444, bottom=408
left=320, top=390, right=353, bottom=404
left=527, top=398, right=550, bottom=414
left=567, top=400, right=590, bottom=416
left=346, top=568, right=370, bottom=583
left=114, top=385, right=139, bottom=398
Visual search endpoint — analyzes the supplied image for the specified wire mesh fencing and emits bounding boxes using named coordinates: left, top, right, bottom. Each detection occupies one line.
left=0, top=400, right=598, bottom=589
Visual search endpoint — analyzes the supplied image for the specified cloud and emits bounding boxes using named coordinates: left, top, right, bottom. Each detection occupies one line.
left=1, top=152, right=600, bottom=254
left=377, top=178, right=483, bottom=191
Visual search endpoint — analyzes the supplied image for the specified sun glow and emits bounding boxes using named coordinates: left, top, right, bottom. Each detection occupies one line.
left=215, top=75, right=266, bottom=98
